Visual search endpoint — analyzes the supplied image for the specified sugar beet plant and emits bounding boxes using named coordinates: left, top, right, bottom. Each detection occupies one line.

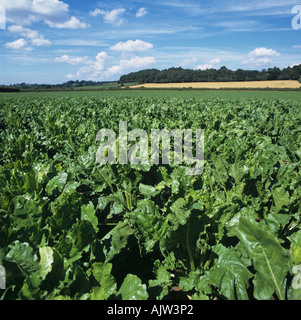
left=0, top=95, right=301, bottom=300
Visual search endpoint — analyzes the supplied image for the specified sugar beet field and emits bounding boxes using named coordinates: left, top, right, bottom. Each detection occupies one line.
left=0, top=92, right=301, bottom=300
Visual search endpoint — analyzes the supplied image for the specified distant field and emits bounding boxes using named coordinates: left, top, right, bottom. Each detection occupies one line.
left=4, top=89, right=301, bottom=100
left=73, top=82, right=138, bottom=90
left=130, top=80, right=301, bottom=89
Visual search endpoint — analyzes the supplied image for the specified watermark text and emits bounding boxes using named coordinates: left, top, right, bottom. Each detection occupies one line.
left=292, top=5, right=301, bottom=30
left=0, top=5, right=6, bottom=30
left=96, top=121, right=204, bottom=175
left=292, top=265, right=301, bottom=290
left=0, top=266, right=6, bottom=290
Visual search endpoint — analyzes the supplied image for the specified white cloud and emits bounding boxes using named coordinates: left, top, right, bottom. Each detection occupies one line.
left=5, top=38, right=32, bottom=50
left=0, top=0, right=87, bottom=28
left=90, top=8, right=126, bottom=26
left=196, top=58, right=221, bottom=70
left=107, top=56, right=156, bottom=76
left=55, top=55, right=93, bottom=65
left=248, top=47, right=281, bottom=57
left=243, top=57, right=273, bottom=66
left=8, top=25, right=38, bottom=39
left=102, top=56, right=156, bottom=79
left=179, top=57, right=198, bottom=67
left=31, top=37, right=51, bottom=46
left=95, top=52, right=109, bottom=71
left=196, top=63, right=214, bottom=70
left=210, top=58, right=221, bottom=64
left=110, top=39, right=153, bottom=52
left=290, top=62, right=301, bottom=68
left=8, top=25, right=52, bottom=47
left=102, top=8, right=126, bottom=26
left=64, top=51, right=155, bottom=81
left=31, top=0, right=69, bottom=16
left=90, top=8, right=104, bottom=17
left=69, top=51, right=110, bottom=80
left=136, top=7, right=147, bottom=18
left=46, top=16, right=87, bottom=29
left=242, top=47, right=281, bottom=67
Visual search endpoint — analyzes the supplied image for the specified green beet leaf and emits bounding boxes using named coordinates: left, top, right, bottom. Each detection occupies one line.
left=209, top=244, right=253, bottom=300
left=229, top=216, right=289, bottom=300
left=6, top=241, right=40, bottom=276
left=39, top=246, right=65, bottom=290
left=90, top=262, right=117, bottom=300
left=102, top=220, right=135, bottom=261
left=45, top=171, right=68, bottom=196
left=81, top=202, right=99, bottom=233
left=117, top=274, right=148, bottom=300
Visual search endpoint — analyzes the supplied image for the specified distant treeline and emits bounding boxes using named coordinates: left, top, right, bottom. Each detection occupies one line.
left=2, top=65, right=301, bottom=92
left=0, top=87, right=20, bottom=92
left=0, top=80, right=115, bottom=91
left=119, top=65, right=301, bottom=84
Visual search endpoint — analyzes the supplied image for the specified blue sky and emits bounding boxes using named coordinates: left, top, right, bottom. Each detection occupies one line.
left=0, top=0, right=301, bottom=84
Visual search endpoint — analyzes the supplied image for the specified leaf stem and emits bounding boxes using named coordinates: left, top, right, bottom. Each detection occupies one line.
left=186, top=220, right=196, bottom=272
left=96, top=166, right=115, bottom=194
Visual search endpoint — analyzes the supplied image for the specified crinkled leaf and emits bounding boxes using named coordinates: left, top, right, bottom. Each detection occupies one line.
left=81, top=202, right=98, bottom=233
left=90, top=262, right=117, bottom=300
left=117, top=274, right=148, bottom=300
left=139, top=183, right=160, bottom=197
left=272, top=187, right=290, bottom=213
left=39, top=246, right=64, bottom=290
left=45, top=172, right=68, bottom=195
left=11, top=196, right=42, bottom=228
left=47, top=192, right=79, bottom=234
left=161, top=211, right=206, bottom=272
left=23, top=171, right=36, bottom=194
left=6, top=241, right=40, bottom=276
left=67, top=266, right=91, bottom=298
left=229, top=216, right=289, bottom=300
left=131, top=199, right=167, bottom=251
left=288, top=230, right=301, bottom=265
left=102, top=220, right=135, bottom=261
left=70, top=220, right=96, bottom=251
left=169, top=198, right=189, bottom=227
left=209, top=244, right=252, bottom=300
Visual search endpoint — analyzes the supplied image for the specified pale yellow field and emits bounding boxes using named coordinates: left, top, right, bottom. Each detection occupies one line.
left=130, top=80, right=301, bottom=89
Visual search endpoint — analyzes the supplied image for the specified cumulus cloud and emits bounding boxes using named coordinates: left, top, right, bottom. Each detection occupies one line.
left=136, top=7, right=147, bottom=18
left=8, top=25, right=38, bottom=38
left=180, top=57, right=198, bottom=67
left=210, top=58, right=221, bottom=64
left=196, top=63, right=214, bottom=70
left=8, top=25, right=52, bottom=47
left=60, top=51, right=110, bottom=80
left=243, top=57, right=273, bottom=66
left=90, top=8, right=103, bottom=17
left=55, top=55, right=93, bottom=65
left=105, top=56, right=156, bottom=78
left=61, top=51, right=155, bottom=81
left=248, top=47, right=281, bottom=57
left=90, top=8, right=126, bottom=26
left=32, top=0, right=69, bottom=16
left=110, top=39, right=153, bottom=52
left=0, top=0, right=87, bottom=28
left=5, top=38, right=32, bottom=50
left=31, top=37, right=51, bottom=46
left=46, top=16, right=87, bottom=29
left=243, top=47, right=281, bottom=67
left=196, top=58, right=221, bottom=70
